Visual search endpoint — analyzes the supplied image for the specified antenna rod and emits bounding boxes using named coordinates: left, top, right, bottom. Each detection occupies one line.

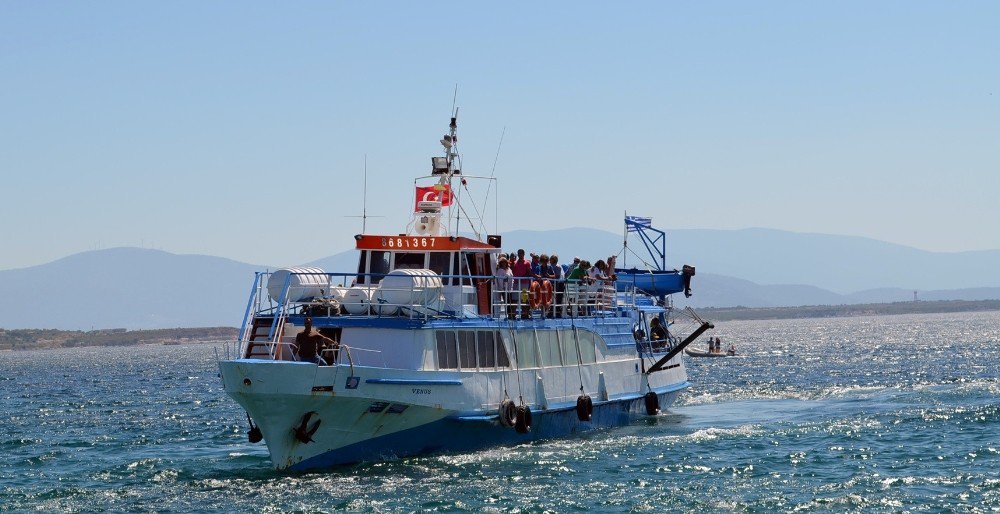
left=362, top=155, right=368, bottom=234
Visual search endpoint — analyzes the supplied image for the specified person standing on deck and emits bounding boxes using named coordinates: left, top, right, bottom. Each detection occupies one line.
left=565, top=257, right=581, bottom=278
left=494, top=257, right=515, bottom=319
left=511, top=249, right=533, bottom=319
left=549, top=254, right=566, bottom=317
left=294, top=317, right=336, bottom=365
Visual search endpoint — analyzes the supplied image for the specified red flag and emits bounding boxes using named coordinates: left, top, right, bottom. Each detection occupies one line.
left=414, top=185, right=453, bottom=211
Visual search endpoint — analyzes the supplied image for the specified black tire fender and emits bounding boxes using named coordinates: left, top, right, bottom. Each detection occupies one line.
left=644, top=391, right=660, bottom=416
left=514, top=405, right=532, bottom=434
left=576, top=394, right=593, bottom=421
left=498, top=399, right=517, bottom=428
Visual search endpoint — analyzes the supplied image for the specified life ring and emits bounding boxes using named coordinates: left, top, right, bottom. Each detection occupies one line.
left=514, top=405, right=533, bottom=434
left=643, top=392, right=660, bottom=416
left=498, top=399, right=517, bottom=427
left=576, top=394, right=593, bottom=421
left=529, top=280, right=553, bottom=309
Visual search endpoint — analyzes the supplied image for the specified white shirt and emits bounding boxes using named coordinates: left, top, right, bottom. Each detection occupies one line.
left=494, top=267, right=514, bottom=291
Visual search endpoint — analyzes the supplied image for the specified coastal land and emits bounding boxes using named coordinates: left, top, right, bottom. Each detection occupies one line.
left=3, top=300, right=999, bottom=351
left=0, top=327, right=237, bottom=351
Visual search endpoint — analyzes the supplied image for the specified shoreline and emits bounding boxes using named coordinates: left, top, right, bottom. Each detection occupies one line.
left=697, top=299, right=1000, bottom=321
left=4, top=299, right=1000, bottom=350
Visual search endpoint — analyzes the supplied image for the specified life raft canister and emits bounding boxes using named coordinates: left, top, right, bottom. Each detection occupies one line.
left=644, top=392, right=660, bottom=416
left=498, top=399, right=517, bottom=428
left=514, top=405, right=533, bottom=434
left=576, top=394, right=593, bottom=421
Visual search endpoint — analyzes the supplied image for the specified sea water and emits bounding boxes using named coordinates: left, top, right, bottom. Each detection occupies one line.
left=1, top=311, right=997, bottom=512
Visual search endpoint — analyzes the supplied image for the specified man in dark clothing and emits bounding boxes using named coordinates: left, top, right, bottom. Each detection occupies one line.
left=650, top=317, right=669, bottom=349
left=294, top=317, right=337, bottom=365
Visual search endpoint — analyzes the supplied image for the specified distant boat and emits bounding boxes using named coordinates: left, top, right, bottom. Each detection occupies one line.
left=684, top=347, right=735, bottom=358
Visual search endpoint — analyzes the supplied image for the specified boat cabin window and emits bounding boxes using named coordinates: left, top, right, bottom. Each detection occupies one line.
left=458, top=331, right=476, bottom=369
left=468, top=253, right=489, bottom=279
left=459, top=253, right=472, bottom=285
left=436, top=331, right=458, bottom=369
left=537, top=330, right=561, bottom=367
left=497, top=329, right=598, bottom=369
left=512, top=332, right=538, bottom=368
left=560, top=330, right=580, bottom=365
left=477, top=330, right=497, bottom=368
left=369, top=250, right=390, bottom=284
left=576, top=330, right=598, bottom=363
left=428, top=252, right=451, bottom=278
left=435, top=330, right=510, bottom=370
left=356, top=250, right=368, bottom=285
left=394, top=252, right=425, bottom=270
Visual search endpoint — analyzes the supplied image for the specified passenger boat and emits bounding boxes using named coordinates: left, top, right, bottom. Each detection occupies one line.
left=216, top=114, right=714, bottom=470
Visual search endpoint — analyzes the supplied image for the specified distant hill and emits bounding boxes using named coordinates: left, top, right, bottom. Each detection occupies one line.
left=0, top=248, right=261, bottom=330
left=674, top=273, right=1000, bottom=308
left=1, top=226, right=998, bottom=329
left=500, top=227, right=1000, bottom=294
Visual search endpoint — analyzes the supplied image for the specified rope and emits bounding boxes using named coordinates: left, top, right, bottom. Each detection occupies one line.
left=505, top=321, right=524, bottom=405
left=570, top=318, right=585, bottom=393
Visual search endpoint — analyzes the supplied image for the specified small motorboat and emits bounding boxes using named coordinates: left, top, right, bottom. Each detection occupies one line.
left=685, top=345, right=736, bottom=358
left=685, top=348, right=729, bottom=358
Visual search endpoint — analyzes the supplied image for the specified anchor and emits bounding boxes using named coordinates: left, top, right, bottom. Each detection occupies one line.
left=292, top=411, right=322, bottom=443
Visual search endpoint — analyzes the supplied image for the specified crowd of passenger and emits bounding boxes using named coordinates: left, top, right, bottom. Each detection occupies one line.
left=492, top=248, right=621, bottom=319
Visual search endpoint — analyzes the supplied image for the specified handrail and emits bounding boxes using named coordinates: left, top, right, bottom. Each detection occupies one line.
left=244, top=270, right=635, bottom=323
left=235, top=270, right=645, bottom=361
left=237, top=272, right=262, bottom=343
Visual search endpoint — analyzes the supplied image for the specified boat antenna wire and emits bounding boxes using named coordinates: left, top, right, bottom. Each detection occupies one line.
left=460, top=179, right=486, bottom=240
left=478, top=126, right=506, bottom=237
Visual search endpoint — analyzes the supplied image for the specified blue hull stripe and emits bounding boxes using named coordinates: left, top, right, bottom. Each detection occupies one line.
left=365, top=378, right=463, bottom=386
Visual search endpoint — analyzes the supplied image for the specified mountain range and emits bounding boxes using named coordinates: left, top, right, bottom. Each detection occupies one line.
left=1, top=227, right=998, bottom=330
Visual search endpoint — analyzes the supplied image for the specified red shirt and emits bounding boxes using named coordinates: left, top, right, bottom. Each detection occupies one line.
left=511, top=258, right=533, bottom=289
left=511, top=258, right=532, bottom=278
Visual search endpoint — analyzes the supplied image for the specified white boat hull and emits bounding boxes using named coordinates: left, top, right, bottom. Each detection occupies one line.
left=220, top=356, right=688, bottom=470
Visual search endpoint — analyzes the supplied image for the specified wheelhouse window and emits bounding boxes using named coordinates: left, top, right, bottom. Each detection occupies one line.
left=394, top=252, right=426, bottom=270
left=369, top=250, right=390, bottom=284
left=428, top=252, right=451, bottom=278
left=356, top=250, right=368, bottom=285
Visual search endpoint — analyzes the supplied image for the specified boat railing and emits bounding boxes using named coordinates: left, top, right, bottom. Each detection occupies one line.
left=236, top=270, right=646, bottom=360
left=490, top=278, right=621, bottom=319
left=252, top=271, right=637, bottom=320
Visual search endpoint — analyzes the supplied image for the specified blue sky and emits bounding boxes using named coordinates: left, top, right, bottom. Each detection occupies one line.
left=2, top=2, right=998, bottom=270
